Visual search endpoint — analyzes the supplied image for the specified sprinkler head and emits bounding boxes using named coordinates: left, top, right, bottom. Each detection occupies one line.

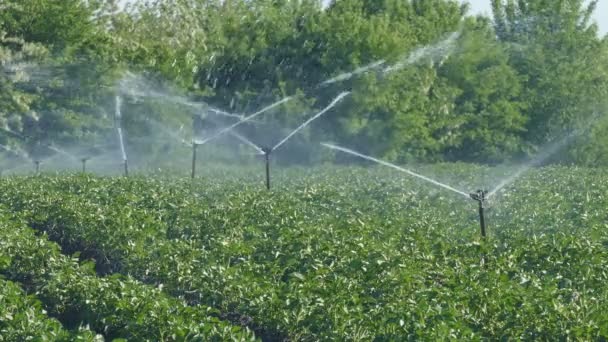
left=261, top=146, right=273, bottom=155
left=469, top=189, right=487, bottom=202
left=470, top=189, right=489, bottom=238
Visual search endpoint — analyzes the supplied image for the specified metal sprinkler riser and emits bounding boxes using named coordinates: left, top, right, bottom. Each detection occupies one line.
left=469, top=189, right=487, bottom=238
left=191, top=143, right=198, bottom=179
left=261, top=146, right=273, bottom=190
left=261, top=146, right=273, bottom=155
left=81, top=158, right=89, bottom=173
left=123, top=159, right=129, bottom=177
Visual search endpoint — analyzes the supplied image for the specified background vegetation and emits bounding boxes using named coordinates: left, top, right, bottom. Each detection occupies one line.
left=1, top=0, right=607, bottom=165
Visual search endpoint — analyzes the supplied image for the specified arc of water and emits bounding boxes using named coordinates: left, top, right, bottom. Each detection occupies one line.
left=17, top=148, right=32, bottom=162
left=272, top=92, right=350, bottom=151
left=1, top=161, right=30, bottom=175
left=129, top=135, right=182, bottom=144
left=487, top=131, right=577, bottom=198
left=0, top=144, right=32, bottom=162
left=120, top=74, right=244, bottom=120
left=315, top=31, right=460, bottom=90
left=199, top=109, right=267, bottom=154
left=115, top=96, right=128, bottom=162
left=47, top=145, right=79, bottom=162
left=146, top=120, right=191, bottom=147
left=322, top=143, right=470, bottom=198
left=197, top=97, right=292, bottom=146
left=85, top=150, right=121, bottom=165
left=229, top=131, right=264, bottom=154
left=0, top=126, right=25, bottom=140
left=487, top=112, right=603, bottom=198
left=383, top=31, right=461, bottom=74
left=319, top=61, right=385, bottom=87
left=0, top=144, right=13, bottom=153
left=117, top=127, right=128, bottom=161
left=207, top=107, right=244, bottom=119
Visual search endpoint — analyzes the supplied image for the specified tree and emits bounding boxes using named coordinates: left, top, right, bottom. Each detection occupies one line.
left=319, top=0, right=466, bottom=162
left=0, top=0, right=118, bottom=155
left=491, top=0, right=608, bottom=149
left=0, top=29, right=48, bottom=148
left=0, top=0, right=105, bottom=52
left=438, top=18, right=527, bottom=163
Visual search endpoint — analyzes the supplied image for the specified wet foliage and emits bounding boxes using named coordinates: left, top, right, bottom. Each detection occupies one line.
left=0, top=165, right=606, bottom=340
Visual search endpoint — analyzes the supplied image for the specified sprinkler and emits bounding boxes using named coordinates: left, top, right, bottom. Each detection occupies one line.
left=261, top=146, right=272, bottom=190
left=469, top=190, right=488, bottom=238
left=123, top=159, right=129, bottom=177
left=115, top=96, right=128, bottom=177
left=191, top=143, right=198, bottom=179
left=34, top=160, right=40, bottom=174
left=81, top=158, right=89, bottom=173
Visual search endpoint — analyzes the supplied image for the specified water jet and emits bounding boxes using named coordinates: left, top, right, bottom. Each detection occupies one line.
left=323, top=143, right=493, bottom=238
left=322, top=143, right=469, bottom=198
left=115, top=96, right=129, bottom=177
left=196, top=97, right=292, bottom=146
left=488, top=116, right=599, bottom=199
left=272, top=92, right=350, bottom=152
left=253, top=92, right=350, bottom=189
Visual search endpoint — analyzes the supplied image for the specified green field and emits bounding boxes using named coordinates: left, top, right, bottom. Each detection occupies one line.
left=1, top=165, right=607, bottom=341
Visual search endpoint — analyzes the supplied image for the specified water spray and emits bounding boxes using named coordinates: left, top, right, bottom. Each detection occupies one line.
left=119, top=73, right=245, bottom=120
left=0, top=127, right=25, bottom=140
left=253, top=92, right=350, bottom=189
left=322, top=143, right=495, bottom=237
left=322, top=143, right=470, bottom=198
left=188, top=97, right=290, bottom=182
left=196, top=97, right=292, bottom=146
left=316, top=31, right=460, bottom=89
left=487, top=115, right=600, bottom=199
left=47, top=145, right=81, bottom=166
left=272, top=92, right=350, bottom=152
left=115, top=96, right=129, bottom=177
left=229, top=131, right=264, bottom=154
left=383, top=31, right=461, bottom=74
left=469, top=190, right=488, bottom=238
left=319, top=61, right=385, bottom=87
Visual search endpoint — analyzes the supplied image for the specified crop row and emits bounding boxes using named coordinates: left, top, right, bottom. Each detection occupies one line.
left=0, top=210, right=257, bottom=341
left=1, top=175, right=478, bottom=340
left=1, top=167, right=608, bottom=340
left=0, top=278, right=101, bottom=341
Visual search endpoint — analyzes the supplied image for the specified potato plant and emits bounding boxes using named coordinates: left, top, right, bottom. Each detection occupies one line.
left=0, top=165, right=607, bottom=340
left=0, top=278, right=101, bottom=341
left=0, top=212, right=257, bottom=341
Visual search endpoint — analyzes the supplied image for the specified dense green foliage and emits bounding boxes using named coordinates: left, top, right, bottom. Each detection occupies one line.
left=0, top=208, right=257, bottom=340
left=2, top=2, right=607, bottom=339
left=0, top=278, right=99, bottom=341
left=1, top=0, right=607, bottom=165
left=0, top=166, right=606, bottom=339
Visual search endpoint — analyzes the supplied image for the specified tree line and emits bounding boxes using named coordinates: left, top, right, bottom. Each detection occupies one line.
left=1, top=0, right=607, bottom=165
